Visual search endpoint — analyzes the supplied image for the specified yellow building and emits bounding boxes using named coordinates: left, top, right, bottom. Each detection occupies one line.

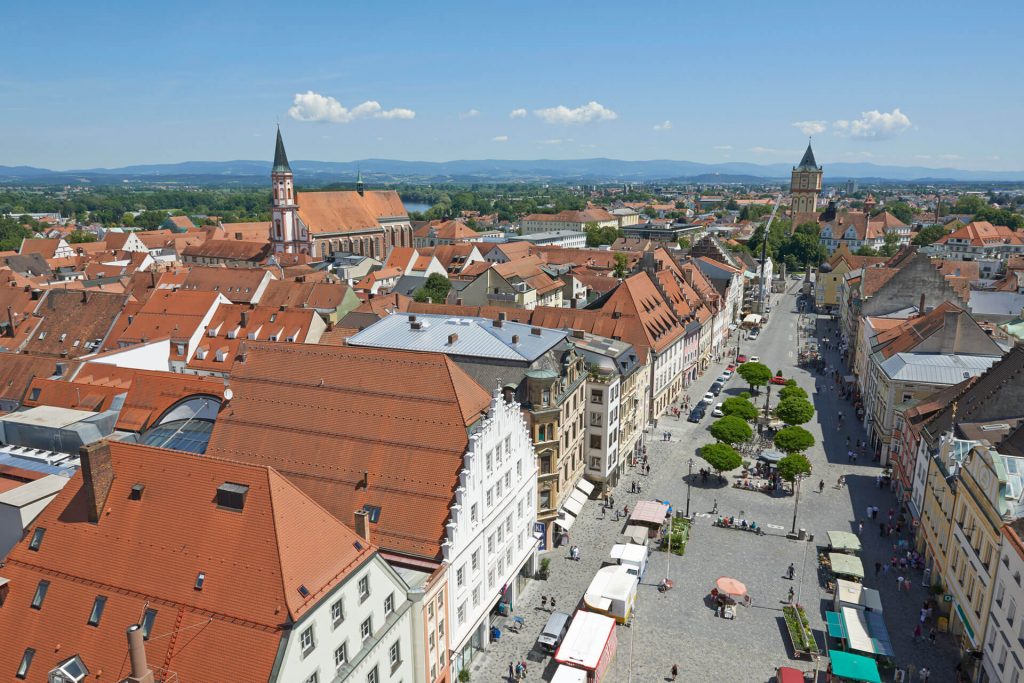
left=815, top=245, right=888, bottom=311
left=945, top=443, right=1024, bottom=666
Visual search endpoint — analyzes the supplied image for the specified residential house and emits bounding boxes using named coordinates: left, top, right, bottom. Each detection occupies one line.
left=161, top=214, right=196, bottom=231
left=519, top=208, right=617, bottom=235
left=412, top=221, right=482, bottom=248
left=861, top=303, right=1006, bottom=463
left=180, top=265, right=275, bottom=304
left=508, top=231, right=587, bottom=249
left=931, top=222, right=1024, bottom=272
left=19, top=238, right=74, bottom=260
left=205, top=343, right=539, bottom=677
left=982, top=519, right=1024, bottom=683
left=259, top=279, right=361, bottom=323
left=482, top=242, right=533, bottom=264
left=819, top=211, right=911, bottom=254
left=457, top=257, right=564, bottom=310
left=346, top=313, right=579, bottom=550
left=20, top=290, right=129, bottom=359
left=693, top=255, right=745, bottom=325
left=815, top=245, right=888, bottom=313
left=0, top=439, right=417, bottom=683
left=114, top=290, right=229, bottom=371
left=182, top=239, right=273, bottom=267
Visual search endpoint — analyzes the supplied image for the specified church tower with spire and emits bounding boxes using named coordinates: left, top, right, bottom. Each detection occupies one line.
left=270, top=127, right=309, bottom=255
left=791, top=141, right=823, bottom=228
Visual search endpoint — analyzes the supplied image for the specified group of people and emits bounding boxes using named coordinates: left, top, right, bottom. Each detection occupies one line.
left=508, top=660, right=529, bottom=681
left=567, top=545, right=581, bottom=561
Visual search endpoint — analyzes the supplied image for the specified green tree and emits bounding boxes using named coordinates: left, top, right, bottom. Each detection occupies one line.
left=737, top=362, right=771, bottom=391
left=67, top=230, right=97, bottom=243
left=878, top=202, right=914, bottom=224
left=413, top=273, right=452, bottom=303
left=709, top=416, right=753, bottom=445
left=854, top=245, right=879, bottom=256
left=677, top=237, right=691, bottom=250
left=774, top=397, right=815, bottom=426
left=739, top=204, right=773, bottom=221
left=879, top=231, right=900, bottom=257
left=953, top=194, right=987, bottom=215
left=700, top=442, right=743, bottom=475
left=584, top=222, right=622, bottom=247
left=776, top=453, right=812, bottom=481
left=912, top=224, right=950, bottom=246
left=134, top=210, right=167, bottom=229
left=720, top=396, right=758, bottom=421
left=778, top=382, right=808, bottom=401
left=613, top=252, right=629, bottom=278
left=773, top=426, right=816, bottom=453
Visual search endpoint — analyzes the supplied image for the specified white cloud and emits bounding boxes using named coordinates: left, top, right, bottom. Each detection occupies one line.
left=492, top=135, right=509, bottom=142
left=713, top=145, right=733, bottom=151
left=460, top=108, right=481, bottom=119
left=793, top=120, right=827, bottom=136
left=833, top=108, right=911, bottom=140
left=288, top=91, right=415, bottom=123
left=541, top=139, right=564, bottom=145
left=749, top=146, right=797, bottom=155
left=653, top=120, right=672, bottom=131
left=840, top=151, right=874, bottom=159
left=936, top=153, right=961, bottom=161
left=534, top=101, right=618, bottom=124
left=988, top=155, right=1002, bottom=161
left=509, top=108, right=527, bottom=119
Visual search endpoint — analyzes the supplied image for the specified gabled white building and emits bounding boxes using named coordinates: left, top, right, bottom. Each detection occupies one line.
left=442, top=392, right=538, bottom=676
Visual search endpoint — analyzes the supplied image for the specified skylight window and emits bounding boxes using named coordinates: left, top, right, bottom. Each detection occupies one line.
left=141, top=608, right=158, bottom=640
left=195, top=572, right=206, bottom=591
left=15, top=648, right=34, bottom=679
left=87, top=595, right=107, bottom=626
left=28, top=527, right=45, bottom=551
left=298, top=584, right=311, bottom=598
left=362, top=504, right=382, bottom=523
left=30, top=580, right=49, bottom=609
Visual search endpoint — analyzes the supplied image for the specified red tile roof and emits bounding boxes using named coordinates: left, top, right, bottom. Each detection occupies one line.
left=297, top=190, right=408, bottom=234
left=0, top=441, right=375, bottom=683
left=206, top=343, right=491, bottom=559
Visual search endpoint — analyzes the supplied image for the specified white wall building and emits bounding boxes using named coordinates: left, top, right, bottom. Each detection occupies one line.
left=442, top=392, right=538, bottom=676
left=0, top=474, right=69, bottom=558
left=982, top=519, right=1024, bottom=683
left=584, top=373, right=620, bottom=489
left=278, top=547, right=419, bottom=683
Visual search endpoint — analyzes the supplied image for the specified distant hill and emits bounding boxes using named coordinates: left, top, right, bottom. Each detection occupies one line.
left=2, top=158, right=1023, bottom=185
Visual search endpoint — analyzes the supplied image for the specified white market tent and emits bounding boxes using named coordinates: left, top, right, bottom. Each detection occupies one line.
left=555, top=611, right=616, bottom=669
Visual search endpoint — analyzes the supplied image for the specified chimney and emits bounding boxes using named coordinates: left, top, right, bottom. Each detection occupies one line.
left=511, top=334, right=520, bottom=344
left=235, top=232, right=243, bottom=240
left=81, top=289, right=88, bottom=303
left=919, top=294, right=926, bottom=315
left=493, top=318, right=503, bottom=328
left=408, top=315, right=417, bottom=322
left=572, top=329, right=585, bottom=339
left=531, top=327, right=542, bottom=336
left=125, top=624, right=155, bottom=683
left=456, top=298, right=463, bottom=306
left=354, top=509, right=371, bottom=543
left=149, top=269, right=156, bottom=288
left=241, top=310, right=250, bottom=328
left=5, top=306, right=13, bottom=336
left=80, top=441, right=114, bottom=524
left=447, top=333, right=458, bottom=345
left=361, top=470, right=369, bottom=488
left=940, top=309, right=962, bottom=354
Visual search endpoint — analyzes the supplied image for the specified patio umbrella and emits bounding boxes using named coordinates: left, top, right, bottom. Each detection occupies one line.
left=715, top=576, right=748, bottom=598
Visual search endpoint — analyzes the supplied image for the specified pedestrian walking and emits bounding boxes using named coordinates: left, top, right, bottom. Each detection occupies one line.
left=913, top=623, right=922, bottom=642
left=787, top=563, right=795, bottom=580
left=897, top=576, right=904, bottom=591
left=875, top=561, right=882, bottom=576
left=882, top=563, right=890, bottom=576
left=919, top=667, right=930, bottom=682
left=866, top=505, right=873, bottom=520
left=787, top=586, right=795, bottom=603
left=645, top=463, right=651, bottom=476
left=671, top=664, right=678, bottom=681
left=928, top=627, right=937, bottom=645
left=509, top=663, right=515, bottom=681
left=818, top=479, right=825, bottom=493
left=857, top=520, right=863, bottom=536
left=541, top=595, right=547, bottom=610
left=904, top=578, right=912, bottom=592
left=550, top=597, right=556, bottom=610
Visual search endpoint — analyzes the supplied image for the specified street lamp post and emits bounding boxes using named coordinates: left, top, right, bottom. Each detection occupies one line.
left=686, top=458, right=693, bottom=517
left=790, top=473, right=805, bottom=535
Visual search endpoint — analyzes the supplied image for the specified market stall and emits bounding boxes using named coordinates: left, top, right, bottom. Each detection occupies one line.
left=555, top=611, right=618, bottom=683
left=583, top=565, right=637, bottom=623
left=826, top=649, right=881, bottom=683
left=627, top=500, right=670, bottom=539
left=827, top=531, right=863, bottom=554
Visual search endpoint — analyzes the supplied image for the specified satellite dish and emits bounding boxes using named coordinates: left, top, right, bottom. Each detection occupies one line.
left=223, top=388, right=234, bottom=401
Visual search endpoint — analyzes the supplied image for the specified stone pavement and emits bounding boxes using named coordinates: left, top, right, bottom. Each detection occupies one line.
left=470, top=284, right=960, bottom=683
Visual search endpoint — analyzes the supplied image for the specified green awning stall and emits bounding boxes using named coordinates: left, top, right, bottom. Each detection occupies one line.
left=829, top=650, right=881, bottom=683
left=827, top=530, right=863, bottom=554
left=825, top=611, right=847, bottom=638
left=828, top=553, right=865, bottom=579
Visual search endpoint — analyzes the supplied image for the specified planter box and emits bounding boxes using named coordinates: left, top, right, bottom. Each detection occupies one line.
left=782, top=605, right=820, bottom=657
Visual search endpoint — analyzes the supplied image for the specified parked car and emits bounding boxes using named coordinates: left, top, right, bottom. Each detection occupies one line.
left=702, top=392, right=715, bottom=404
left=709, top=382, right=724, bottom=396
left=687, top=405, right=707, bottom=422
left=771, top=374, right=787, bottom=385
left=749, top=330, right=760, bottom=341
left=722, top=370, right=733, bottom=380
left=716, top=374, right=729, bottom=384
left=736, top=355, right=748, bottom=364
left=726, top=364, right=736, bottom=372
left=750, top=356, right=760, bottom=364
left=712, top=403, right=724, bottom=417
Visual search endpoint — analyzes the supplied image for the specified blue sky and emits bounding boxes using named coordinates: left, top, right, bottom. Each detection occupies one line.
left=3, top=0, right=1022, bottom=170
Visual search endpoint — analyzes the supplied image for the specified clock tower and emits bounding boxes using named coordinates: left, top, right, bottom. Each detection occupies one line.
left=791, top=141, right=823, bottom=229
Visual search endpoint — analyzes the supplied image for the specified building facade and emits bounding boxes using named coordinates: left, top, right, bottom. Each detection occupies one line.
left=790, top=142, right=823, bottom=227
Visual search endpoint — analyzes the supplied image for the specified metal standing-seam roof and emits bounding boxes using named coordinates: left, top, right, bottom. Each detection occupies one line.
left=878, top=352, right=999, bottom=384
left=348, top=312, right=568, bottom=362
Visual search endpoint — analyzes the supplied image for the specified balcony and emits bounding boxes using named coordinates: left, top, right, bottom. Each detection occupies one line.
left=487, top=292, right=518, bottom=302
